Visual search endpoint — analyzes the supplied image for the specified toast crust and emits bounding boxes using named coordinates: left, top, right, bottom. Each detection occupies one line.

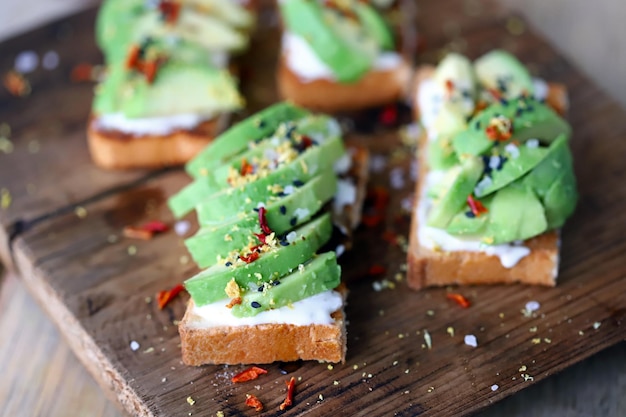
left=179, top=290, right=347, bottom=365
left=407, top=67, right=567, bottom=289
left=87, top=115, right=225, bottom=170
left=277, top=55, right=411, bottom=113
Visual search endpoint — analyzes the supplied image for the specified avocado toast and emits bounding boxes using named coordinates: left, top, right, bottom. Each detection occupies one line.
left=276, top=0, right=411, bottom=112
left=88, top=0, right=255, bottom=169
left=407, top=50, right=577, bottom=289
left=171, top=103, right=365, bottom=365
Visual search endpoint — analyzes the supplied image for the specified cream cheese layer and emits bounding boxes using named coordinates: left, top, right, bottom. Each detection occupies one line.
left=95, top=112, right=214, bottom=136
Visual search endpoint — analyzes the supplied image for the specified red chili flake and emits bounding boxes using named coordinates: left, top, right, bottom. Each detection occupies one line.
left=368, top=264, right=386, bottom=276
left=253, top=233, right=267, bottom=244
left=124, top=46, right=166, bottom=84
left=158, top=1, right=182, bottom=24
left=445, top=79, right=455, bottom=96
left=123, top=226, right=153, bottom=240
left=239, top=158, right=254, bottom=176
left=467, top=195, right=488, bottom=217
left=70, top=63, right=95, bottom=83
left=258, top=207, right=272, bottom=235
left=3, top=71, right=29, bottom=96
left=380, top=104, right=398, bottom=126
left=362, top=187, right=390, bottom=227
left=142, top=220, right=169, bottom=233
left=245, top=394, right=264, bottom=412
left=382, top=230, right=398, bottom=245
left=240, top=252, right=260, bottom=264
left=232, top=366, right=268, bottom=383
left=487, top=88, right=502, bottom=101
left=447, top=293, right=471, bottom=308
left=125, top=45, right=141, bottom=70
left=300, top=135, right=313, bottom=150
left=226, top=297, right=242, bottom=309
left=279, top=377, right=296, bottom=411
left=362, top=214, right=384, bottom=227
left=156, top=284, right=185, bottom=310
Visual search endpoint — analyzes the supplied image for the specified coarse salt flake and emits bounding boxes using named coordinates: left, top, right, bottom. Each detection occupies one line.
left=174, top=220, right=191, bottom=236
left=130, top=341, right=140, bottom=351
left=370, top=154, right=387, bottom=173
left=491, top=384, right=499, bottom=391
left=286, top=231, right=297, bottom=243
left=593, top=321, right=601, bottom=330
left=335, top=244, right=345, bottom=257
left=504, top=143, right=520, bottom=159
left=293, top=207, right=310, bottom=220
left=464, top=334, right=478, bottom=347
left=42, top=50, right=60, bottom=70
left=14, top=51, right=38, bottom=74
left=390, top=167, right=405, bottom=189
left=525, top=301, right=540, bottom=312
left=526, top=138, right=540, bottom=148
left=424, top=329, right=432, bottom=349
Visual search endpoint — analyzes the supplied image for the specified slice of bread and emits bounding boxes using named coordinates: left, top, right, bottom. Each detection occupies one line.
left=87, top=114, right=229, bottom=170
left=407, top=67, right=568, bottom=289
left=277, top=55, right=411, bottom=113
left=179, top=289, right=347, bottom=365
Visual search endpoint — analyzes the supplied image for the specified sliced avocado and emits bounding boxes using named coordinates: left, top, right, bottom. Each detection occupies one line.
left=355, top=2, right=394, bottom=50
left=542, top=170, right=577, bottom=229
left=280, top=0, right=376, bottom=83
left=523, top=134, right=573, bottom=199
left=474, top=49, right=534, bottom=99
left=190, top=0, right=255, bottom=30
left=484, top=183, right=547, bottom=245
left=446, top=195, right=493, bottom=236
left=426, top=156, right=484, bottom=228
left=186, top=172, right=338, bottom=267
left=185, top=102, right=310, bottom=179
left=185, top=214, right=333, bottom=306
left=452, top=97, right=571, bottom=157
left=96, top=0, right=145, bottom=60
left=231, top=252, right=341, bottom=317
left=473, top=144, right=549, bottom=197
left=433, top=53, right=477, bottom=116
left=432, top=101, right=469, bottom=137
left=427, top=136, right=459, bottom=170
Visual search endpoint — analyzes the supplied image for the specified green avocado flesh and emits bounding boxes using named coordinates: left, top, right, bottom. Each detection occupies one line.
left=231, top=252, right=341, bottom=317
left=184, top=214, right=333, bottom=306
left=422, top=52, right=577, bottom=245
left=355, top=2, right=395, bottom=50
left=475, top=49, right=534, bottom=99
left=186, top=102, right=310, bottom=179
left=280, top=0, right=386, bottom=83
left=169, top=115, right=344, bottom=218
left=433, top=53, right=477, bottom=117
left=186, top=171, right=338, bottom=267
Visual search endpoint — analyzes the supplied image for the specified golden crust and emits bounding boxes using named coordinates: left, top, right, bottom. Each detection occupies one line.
left=407, top=68, right=568, bottom=289
left=179, top=289, right=348, bottom=366
left=86, top=115, right=226, bottom=170
left=277, top=55, right=411, bottom=113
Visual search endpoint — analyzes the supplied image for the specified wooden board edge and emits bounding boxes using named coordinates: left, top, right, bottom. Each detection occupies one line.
left=13, top=242, right=151, bottom=417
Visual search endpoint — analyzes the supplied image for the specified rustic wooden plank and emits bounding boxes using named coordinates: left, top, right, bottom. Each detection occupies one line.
left=0, top=9, right=159, bottom=268
left=4, top=1, right=626, bottom=417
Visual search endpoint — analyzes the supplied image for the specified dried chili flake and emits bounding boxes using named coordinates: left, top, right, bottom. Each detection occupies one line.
left=226, top=297, right=242, bottom=309
left=232, top=366, right=268, bottom=383
left=245, top=394, right=264, bottom=412
left=258, top=206, right=272, bottom=235
left=125, top=45, right=142, bottom=70
left=279, top=377, right=296, bottom=411
left=368, top=264, right=386, bottom=276
left=123, top=226, right=153, bottom=240
left=142, top=220, right=169, bottom=233
left=156, top=284, right=185, bottom=310
left=382, top=230, right=398, bottom=245
left=380, top=104, right=398, bottom=126
left=487, top=88, right=502, bottom=101
left=124, top=46, right=166, bottom=84
left=239, top=158, right=254, bottom=176
left=447, top=293, right=471, bottom=308
left=3, top=70, right=30, bottom=96
left=445, top=79, right=455, bottom=96
left=240, top=252, right=260, bottom=264
left=467, top=195, right=488, bottom=217
left=158, top=1, right=182, bottom=24
left=70, top=63, right=95, bottom=83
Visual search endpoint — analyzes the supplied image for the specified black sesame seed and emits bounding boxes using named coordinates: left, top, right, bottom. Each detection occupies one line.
left=253, top=207, right=259, bottom=212
left=251, top=301, right=262, bottom=308
left=527, top=106, right=534, bottom=111
left=279, top=240, right=289, bottom=246
left=280, top=205, right=287, bottom=215
left=475, top=120, right=481, bottom=130
left=257, top=286, right=264, bottom=292
left=482, top=156, right=492, bottom=174
left=499, top=98, right=509, bottom=106
left=465, top=211, right=476, bottom=218
left=293, top=179, right=304, bottom=187
left=276, top=192, right=286, bottom=197
left=462, top=90, right=471, bottom=99
left=290, top=217, right=297, bottom=226
left=497, top=156, right=508, bottom=170
left=272, top=280, right=281, bottom=286
left=225, top=262, right=232, bottom=267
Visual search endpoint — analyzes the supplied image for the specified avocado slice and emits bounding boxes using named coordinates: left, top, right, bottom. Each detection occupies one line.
left=473, top=143, right=549, bottom=198
left=426, top=156, right=484, bottom=228
left=542, top=170, right=578, bottom=229
left=96, top=0, right=145, bottom=61
left=186, top=171, right=338, bottom=267
left=484, top=183, right=547, bottom=245
left=355, top=2, right=394, bottom=50
left=231, top=252, right=341, bottom=317
left=474, top=49, right=534, bottom=99
left=280, top=0, right=377, bottom=83
left=452, top=97, right=572, bottom=157
left=185, top=102, right=310, bottom=179
left=185, top=214, right=333, bottom=307
left=446, top=195, right=493, bottom=236
left=427, top=136, right=459, bottom=170
left=433, top=53, right=477, bottom=117
left=522, top=134, right=573, bottom=199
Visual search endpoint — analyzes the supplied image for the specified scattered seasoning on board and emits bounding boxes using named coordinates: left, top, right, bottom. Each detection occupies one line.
left=446, top=293, right=471, bottom=308
left=3, top=70, right=30, bottom=96
left=245, top=394, right=263, bottom=412
left=279, top=377, right=296, bottom=411
left=124, top=220, right=169, bottom=240
left=232, top=366, right=268, bottom=383
left=156, top=284, right=185, bottom=310
left=186, top=396, right=195, bottom=406
left=0, top=188, right=11, bottom=209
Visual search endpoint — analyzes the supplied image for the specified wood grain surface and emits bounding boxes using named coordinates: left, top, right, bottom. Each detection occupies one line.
left=1, top=1, right=626, bottom=417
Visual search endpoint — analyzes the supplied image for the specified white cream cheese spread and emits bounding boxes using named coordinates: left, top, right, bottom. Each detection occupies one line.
left=95, top=112, right=213, bottom=136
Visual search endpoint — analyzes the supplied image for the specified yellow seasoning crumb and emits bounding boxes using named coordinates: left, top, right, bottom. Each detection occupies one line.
left=426, top=310, right=435, bottom=316
left=446, top=326, right=455, bottom=337
left=529, top=326, right=538, bottom=333
left=531, top=338, right=541, bottom=345
left=179, top=255, right=189, bottom=265
left=327, top=364, right=334, bottom=370
left=224, top=278, right=241, bottom=299
left=216, top=412, right=225, bottom=417
left=544, top=338, right=552, bottom=344
left=187, top=396, right=195, bottom=406
left=427, top=386, right=435, bottom=393
left=506, top=16, right=526, bottom=36
left=318, top=394, right=324, bottom=401
left=519, top=365, right=527, bottom=372
left=1, top=188, right=11, bottom=209
left=0, top=136, right=13, bottom=154
left=75, top=206, right=87, bottom=219
left=579, top=330, right=585, bottom=336
left=333, top=380, right=339, bottom=386
left=224, top=234, right=233, bottom=242
left=127, top=245, right=137, bottom=256
left=352, top=364, right=359, bottom=370
left=499, top=313, right=505, bottom=319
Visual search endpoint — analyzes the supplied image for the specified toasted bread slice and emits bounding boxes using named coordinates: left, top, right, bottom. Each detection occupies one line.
left=277, top=55, right=411, bottom=113
left=179, top=288, right=347, bottom=365
left=407, top=67, right=568, bottom=289
left=87, top=114, right=229, bottom=169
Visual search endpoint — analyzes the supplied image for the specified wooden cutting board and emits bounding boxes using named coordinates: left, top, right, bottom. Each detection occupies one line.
left=1, top=1, right=625, bottom=416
